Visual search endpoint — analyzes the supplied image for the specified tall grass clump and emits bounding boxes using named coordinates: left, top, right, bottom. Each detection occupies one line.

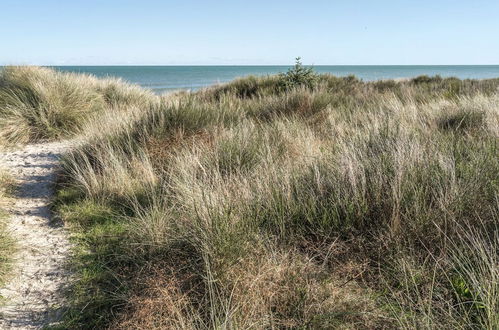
left=37, top=65, right=499, bottom=329
left=0, top=66, right=157, bottom=145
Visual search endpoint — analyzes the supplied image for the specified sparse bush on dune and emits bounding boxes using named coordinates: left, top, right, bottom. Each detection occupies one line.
left=0, top=66, right=495, bottom=328
left=278, top=57, right=319, bottom=91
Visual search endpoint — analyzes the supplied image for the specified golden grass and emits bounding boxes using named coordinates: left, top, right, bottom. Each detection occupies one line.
left=0, top=66, right=156, bottom=145
left=2, top=67, right=496, bottom=329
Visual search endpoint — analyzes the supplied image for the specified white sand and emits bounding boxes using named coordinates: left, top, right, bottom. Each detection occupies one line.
left=0, top=142, right=72, bottom=329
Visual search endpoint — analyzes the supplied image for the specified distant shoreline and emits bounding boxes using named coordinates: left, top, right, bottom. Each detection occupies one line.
left=2, top=64, right=498, bottom=67
left=2, top=65, right=499, bottom=93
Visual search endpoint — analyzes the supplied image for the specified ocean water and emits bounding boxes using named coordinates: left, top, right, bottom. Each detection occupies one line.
left=45, top=65, right=499, bottom=93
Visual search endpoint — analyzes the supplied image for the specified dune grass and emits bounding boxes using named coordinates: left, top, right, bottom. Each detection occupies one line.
left=0, top=66, right=156, bottom=145
left=1, top=66, right=497, bottom=328
left=0, top=169, right=15, bottom=291
left=46, top=70, right=499, bottom=329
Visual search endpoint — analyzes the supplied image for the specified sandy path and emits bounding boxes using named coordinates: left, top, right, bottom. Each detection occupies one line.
left=0, top=142, right=72, bottom=329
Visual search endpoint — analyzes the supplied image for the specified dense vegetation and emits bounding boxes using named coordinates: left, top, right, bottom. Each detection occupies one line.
left=0, top=65, right=498, bottom=329
left=0, top=66, right=156, bottom=145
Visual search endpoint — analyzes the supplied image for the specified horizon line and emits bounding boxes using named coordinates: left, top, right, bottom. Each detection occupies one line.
left=1, top=63, right=499, bottom=67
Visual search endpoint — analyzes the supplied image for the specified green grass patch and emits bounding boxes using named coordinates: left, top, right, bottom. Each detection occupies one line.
left=51, top=188, right=132, bottom=329
left=0, top=170, right=16, bottom=296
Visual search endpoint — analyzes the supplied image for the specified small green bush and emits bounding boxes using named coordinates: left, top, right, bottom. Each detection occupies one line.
left=278, top=57, right=319, bottom=91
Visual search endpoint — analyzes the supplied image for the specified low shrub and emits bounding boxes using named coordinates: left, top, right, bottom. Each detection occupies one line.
left=277, top=57, right=319, bottom=91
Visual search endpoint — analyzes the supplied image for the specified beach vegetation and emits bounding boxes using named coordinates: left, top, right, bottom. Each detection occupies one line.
left=278, top=57, right=319, bottom=90
left=0, top=65, right=497, bottom=329
left=0, top=66, right=156, bottom=145
left=0, top=169, right=16, bottom=291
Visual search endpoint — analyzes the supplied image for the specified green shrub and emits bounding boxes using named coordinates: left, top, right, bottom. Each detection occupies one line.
left=278, top=57, right=319, bottom=91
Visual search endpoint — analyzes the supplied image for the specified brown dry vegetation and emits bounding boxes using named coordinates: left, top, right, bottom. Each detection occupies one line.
left=1, top=66, right=498, bottom=329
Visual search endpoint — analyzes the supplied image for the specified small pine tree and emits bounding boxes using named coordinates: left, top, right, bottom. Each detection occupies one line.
left=278, top=57, right=318, bottom=91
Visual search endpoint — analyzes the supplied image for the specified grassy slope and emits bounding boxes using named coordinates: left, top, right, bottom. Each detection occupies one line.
left=0, top=65, right=154, bottom=302
left=0, top=66, right=156, bottom=145
left=1, top=66, right=498, bottom=329
left=53, top=73, right=498, bottom=329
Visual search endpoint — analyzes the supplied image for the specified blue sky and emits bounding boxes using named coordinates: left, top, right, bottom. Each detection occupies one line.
left=1, top=0, right=498, bottom=65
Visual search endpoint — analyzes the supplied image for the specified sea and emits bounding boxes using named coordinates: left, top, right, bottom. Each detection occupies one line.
left=39, top=65, right=499, bottom=94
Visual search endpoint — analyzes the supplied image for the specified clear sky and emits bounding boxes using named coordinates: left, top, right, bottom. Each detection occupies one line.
left=1, top=0, right=498, bottom=65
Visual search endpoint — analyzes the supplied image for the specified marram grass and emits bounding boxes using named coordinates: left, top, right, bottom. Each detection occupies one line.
left=0, top=66, right=156, bottom=145
left=1, top=66, right=497, bottom=329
